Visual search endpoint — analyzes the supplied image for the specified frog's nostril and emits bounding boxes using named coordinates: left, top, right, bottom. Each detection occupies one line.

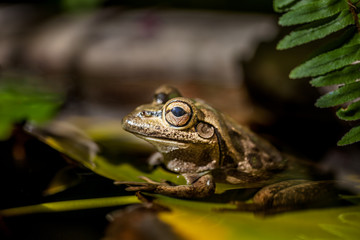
left=139, top=110, right=152, bottom=117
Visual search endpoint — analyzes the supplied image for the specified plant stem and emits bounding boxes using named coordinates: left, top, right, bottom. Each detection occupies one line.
left=347, top=0, right=360, bottom=33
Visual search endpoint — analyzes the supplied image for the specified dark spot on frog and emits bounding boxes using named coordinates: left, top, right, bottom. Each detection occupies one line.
left=248, top=154, right=263, bottom=169
left=222, top=155, right=236, bottom=168
left=228, top=130, right=245, bottom=158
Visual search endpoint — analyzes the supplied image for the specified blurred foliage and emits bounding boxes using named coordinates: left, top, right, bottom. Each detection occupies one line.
left=0, top=0, right=274, bottom=13
left=104, top=0, right=273, bottom=12
left=274, top=0, right=360, bottom=145
left=61, top=0, right=102, bottom=12
left=0, top=78, right=63, bottom=140
left=0, top=195, right=139, bottom=217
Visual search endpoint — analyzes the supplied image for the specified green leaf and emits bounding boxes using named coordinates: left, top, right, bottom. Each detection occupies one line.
left=338, top=125, right=360, bottom=145
left=277, top=10, right=353, bottom=50
left=337, top=101, right=360, bottom=121
left=274, top=0, right=298, bottom=8
left=290, top=44, right=360, bottom=78
left=319, top=223, right=360, bottom=240
left=310, top=64, right=360, bottom=87
left=290, top=0, right=330, bottom=9
left=279, top=0, right=347, bottom=26
left=156, top=195, right=360, bottom=240
left=0, top=196, right=139, bottom=217
left=315, top=81, right=360, bottom=108
left=339, top=211, right=360, bottom=226
left=43, top=166, right=82, bottom=196
left=26, top=120, right=187, bottom=185
left=0, top=83, right=63, bottom=140
left=344, top=29, right=360, bottom=46
left=311, top=27, right=358, bottom=57
left=274, top=0, right=299, bottom=12
left=0, top=119, right=12, bottom=141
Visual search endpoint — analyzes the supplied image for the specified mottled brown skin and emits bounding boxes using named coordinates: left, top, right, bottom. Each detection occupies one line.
left=120, top=85, right=337, bottom=212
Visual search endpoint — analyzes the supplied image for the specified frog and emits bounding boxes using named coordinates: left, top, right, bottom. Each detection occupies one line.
left=119, top=85, right=339, bottom=212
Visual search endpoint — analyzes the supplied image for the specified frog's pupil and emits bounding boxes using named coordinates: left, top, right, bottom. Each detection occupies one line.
left=171, top=107, right=186, bottom=117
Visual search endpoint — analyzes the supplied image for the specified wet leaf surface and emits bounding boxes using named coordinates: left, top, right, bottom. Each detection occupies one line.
left=155, top=195, right=360, bottom=240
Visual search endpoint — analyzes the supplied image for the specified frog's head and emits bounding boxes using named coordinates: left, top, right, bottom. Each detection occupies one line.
left=122, top=85, right=231, bottom=173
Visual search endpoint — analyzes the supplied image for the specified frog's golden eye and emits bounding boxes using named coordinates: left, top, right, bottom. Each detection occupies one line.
left=165, top=101, right=192, bottom=127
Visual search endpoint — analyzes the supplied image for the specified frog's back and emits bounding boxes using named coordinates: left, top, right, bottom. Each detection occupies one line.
left=214, top=114, right=289, bottom=185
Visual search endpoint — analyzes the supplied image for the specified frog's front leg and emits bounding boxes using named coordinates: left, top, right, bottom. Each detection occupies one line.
left=147, top=152, right=163, bottom=169
left=233, top=180, right=338, bottom=214
left=116, top=174, right=215, bottom=199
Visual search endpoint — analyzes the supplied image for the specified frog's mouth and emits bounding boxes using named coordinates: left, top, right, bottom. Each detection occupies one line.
left=134, top=133, right=189, bottom=146
left=122, top=116, right=207, bottom=145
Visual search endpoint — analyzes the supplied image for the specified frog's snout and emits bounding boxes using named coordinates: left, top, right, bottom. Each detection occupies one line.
left=121, top=112, right=137, bottom=132
left=121, top=108, right=159, bottom=135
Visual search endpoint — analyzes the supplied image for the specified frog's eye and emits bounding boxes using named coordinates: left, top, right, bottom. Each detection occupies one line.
left=164, top=101, right=192, bottom=127
left=153, top=86, right=181, bottom=104
left=154, top=93, right=168, bottom=104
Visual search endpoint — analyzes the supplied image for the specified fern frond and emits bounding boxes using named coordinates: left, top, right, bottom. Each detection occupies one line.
left=279, top=0, right=347, bottom=26
left=315, top=81, right=360, bottom=107
left=277, top=10, right=354, bottom=49
left=338, top=125, right=360, bottom=145
left=337, top=100, right=360, bottom=121
left=290, top=44, right=360, bottom=78
left=310, top=63, right=360, bottom=87
left=274, top=0, right=360, bottom=145
left=274, top=0, right=300, bottom=12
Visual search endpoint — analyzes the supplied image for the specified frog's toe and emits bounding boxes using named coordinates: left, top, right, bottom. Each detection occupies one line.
left=139, top=176, right=176, bottom=186
left=115, top=177, right=172, bottom=193
left=114, top=180, right=150, bottom=186
left=138, top=176, right=162, bottom=185
left=125, top=184, right=158, bottom=192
